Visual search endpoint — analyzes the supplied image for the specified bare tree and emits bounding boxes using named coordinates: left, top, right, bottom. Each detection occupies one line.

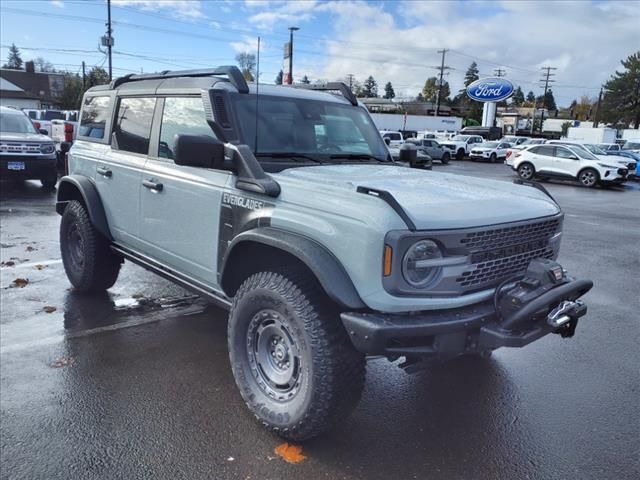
left=235, top=52, right=256, bottom=82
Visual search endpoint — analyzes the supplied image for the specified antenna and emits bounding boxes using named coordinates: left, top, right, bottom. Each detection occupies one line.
left=254, top=36, right=260, bottom=154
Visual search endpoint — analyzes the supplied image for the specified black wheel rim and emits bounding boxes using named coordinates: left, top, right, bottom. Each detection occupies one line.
left=246, top=309, right=302, bottom=402
left=66, top=223, right=85, bottom=271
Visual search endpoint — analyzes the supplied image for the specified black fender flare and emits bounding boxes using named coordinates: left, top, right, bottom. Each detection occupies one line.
left=56, top=175, right=112, bottom=240
left=220, top=227, right=366, bottom=310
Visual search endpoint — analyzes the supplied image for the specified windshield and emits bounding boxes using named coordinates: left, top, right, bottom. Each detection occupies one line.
left=583, top=144, right=607, bottom=155
left=568, top=145, right=598, bottom=160
left=624, top=142, right=640, bottom=150
left=0, top=112, right=38, bottom=134
left=232, top=95, right=389, bottom=161
left=452, top=135, right=470, bottom=141
left=42, top=110, right=65, bottom=121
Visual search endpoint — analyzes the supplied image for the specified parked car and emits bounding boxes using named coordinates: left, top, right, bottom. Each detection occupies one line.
left=610, top=150, right=640, bottom=178
left=546, top=140, right=636, bottom=178
left=0, top=106, right=58, bottom=188
left=440, top=134, right=484, bottom=160
left=469, top=140, right=511, bottom=163
left=379, top=130, right=404, bottom=147
left=622, top=139, right=640, bottom=153
left=508, top=143, right=628, bottom=188
left=501, top=136, right=530, bottom=145
left=597, top=143, right=621, bottom=152
left=56, top=66, right=592, bottom=441
left=388, top=143, right=432, bottom=169
left=458, top=126, right=502, bottom=140
left=405, top=138, right=451, bottom=164
left=519, top=138, right=547, bottom=146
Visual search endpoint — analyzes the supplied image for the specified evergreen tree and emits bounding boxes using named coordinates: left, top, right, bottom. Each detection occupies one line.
left=463, top=61, right=479, bottom=87
left=602, top=50, right=640, bottom=128
left=526, top=91, right=536, bottom=103
left=537, top=89, right=557, bottom=111
left=383, top=81, right=395, bottom=99
left=59, top=73, right=83, bottom=110
left=362, top=76, right=378, bottom=98
left=511, top=86, right=525, bottom=106
left=3, top=43, right=23, bottom=69
left=274, top=70, right=283, bottom=85
left=87, top=67, right=110, bottom=88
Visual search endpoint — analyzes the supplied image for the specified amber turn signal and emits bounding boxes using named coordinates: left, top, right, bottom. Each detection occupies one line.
left=383, top=245, right=393, bottom=276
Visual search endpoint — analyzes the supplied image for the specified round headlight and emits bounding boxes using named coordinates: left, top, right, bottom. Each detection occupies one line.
left=40, top=144, right=55, bottom=154
left=402, top=240, right=442, bottom=287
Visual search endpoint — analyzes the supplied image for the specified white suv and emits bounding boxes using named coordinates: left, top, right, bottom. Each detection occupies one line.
left=508, top=143, right=628, bottom=188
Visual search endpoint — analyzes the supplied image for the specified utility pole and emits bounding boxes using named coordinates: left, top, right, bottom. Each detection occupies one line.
left=287, top=26, right=299, bottom=85
left=433, top=49, right=450, bottom=117
left=106, top=0, right=113, bottom=80
left=538, top=66, right=557, bottom=134
left=593, top=86, right=603, bottom=128
left=346, top=74, right=355, bottom=92
left=82, top=61, right=86, bottom=89
left=493, top=68, right=506, bottom=77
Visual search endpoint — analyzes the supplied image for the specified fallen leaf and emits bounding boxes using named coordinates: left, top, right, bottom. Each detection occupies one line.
left=26, top=246, right=36, bottom=252
left=11, top=278, right=29, bottom=288
left=274, top=443, right=306, bottom=464
left=1, top=261, right=15, bottom=267
left=35, top=264, right=47, bottom=270
left=50, top=356, right=76, bottom=368
left=43, top=306, right=57, bottom=313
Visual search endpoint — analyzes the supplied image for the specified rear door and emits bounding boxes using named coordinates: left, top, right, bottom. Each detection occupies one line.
left=526, top=145, right=555, bottom=173
left=97, top=96, right=156, bottom=248
left=139, top=95, right=231, bottom=287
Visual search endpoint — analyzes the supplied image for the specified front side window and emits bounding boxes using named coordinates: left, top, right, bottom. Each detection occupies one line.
left=555, top=147, right=577, bottom=159
left=79, top=96, right=111, bottom=139
left=113, top=97, right=156, bottom=154
left=159, top=97, right=216, bottom=159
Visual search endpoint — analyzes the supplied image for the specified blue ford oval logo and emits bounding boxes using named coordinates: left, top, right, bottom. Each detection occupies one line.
left=466, top=77, right=514, bottom=102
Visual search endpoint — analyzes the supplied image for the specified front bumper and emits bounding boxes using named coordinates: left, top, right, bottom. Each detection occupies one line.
left=341, top=277, right=592, bottom=358
left=1, top=155, right=57, bottom=179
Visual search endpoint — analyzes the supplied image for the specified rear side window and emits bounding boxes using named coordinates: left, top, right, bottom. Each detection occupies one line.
left=113, top=97, right=156, bottom=154
left=79, top=96, right=111, bottom=140
left=159, top=97, right=215, bottom=160
left=530, top=145, right=555, bottom=156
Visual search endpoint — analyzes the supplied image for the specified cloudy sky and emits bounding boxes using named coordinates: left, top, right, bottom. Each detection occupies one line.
left=1, top=0, right=638, bottom=107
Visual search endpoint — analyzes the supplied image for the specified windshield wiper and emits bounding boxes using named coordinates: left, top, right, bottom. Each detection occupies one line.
left=329, top=153, right=389, bottom=162
left=255, top=152, right=323, bottom=164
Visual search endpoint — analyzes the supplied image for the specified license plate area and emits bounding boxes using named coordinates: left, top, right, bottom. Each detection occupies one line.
left=7, top=161, right=26, bottom=171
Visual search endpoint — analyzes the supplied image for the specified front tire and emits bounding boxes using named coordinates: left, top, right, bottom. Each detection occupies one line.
left=228, top=269, right=365, bottom=441
left=578, top=168, right=599, bottom=188
left=489, top=153, right=497, bottom=163
left=456, top=149, right=465, bottom=160
left=517, top=162, right=535, bottom=180
left=441, top=152, right=450, bottom=164
left=60, top=200, right=121, bottom=292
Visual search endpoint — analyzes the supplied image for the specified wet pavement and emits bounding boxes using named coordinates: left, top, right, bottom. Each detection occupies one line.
left=1, top=166, right=639, bottom=480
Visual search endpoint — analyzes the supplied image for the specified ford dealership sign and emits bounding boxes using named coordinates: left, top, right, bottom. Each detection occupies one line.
left=466, top=77, right=514, bottom=102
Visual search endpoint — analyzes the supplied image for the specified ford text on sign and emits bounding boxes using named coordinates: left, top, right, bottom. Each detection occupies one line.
left=466, top=77, right=514, bottom=102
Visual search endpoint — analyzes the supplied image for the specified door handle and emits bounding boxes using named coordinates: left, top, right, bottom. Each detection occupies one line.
left=97, top=166, right=112, bottom=177
left=142, top=179, right=163, bottom=192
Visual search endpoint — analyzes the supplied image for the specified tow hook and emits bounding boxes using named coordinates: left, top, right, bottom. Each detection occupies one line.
left=547, top=299, right=587, bottom=338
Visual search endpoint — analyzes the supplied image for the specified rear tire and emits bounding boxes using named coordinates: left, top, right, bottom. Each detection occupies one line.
left=578, top=168, right=599, bottom=188
left=228, top=269, right=366, bottom=441
left=517, top=162, right=535, bottom=180
left=60, top=200, right=121, bottom=292
left=441, top=152, right=450, bottom=164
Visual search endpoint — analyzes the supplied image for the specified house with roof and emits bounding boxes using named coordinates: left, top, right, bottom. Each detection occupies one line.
left=0, top=61, right=64, bottom=109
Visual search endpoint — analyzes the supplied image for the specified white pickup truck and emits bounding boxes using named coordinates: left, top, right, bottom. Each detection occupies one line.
left=439, top=134, right=485, bottom=160
left=24, top=109, right=78, bottom=169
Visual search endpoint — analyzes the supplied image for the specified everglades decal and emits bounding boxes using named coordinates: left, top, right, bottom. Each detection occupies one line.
left=217, top=193, right=275, bottom=271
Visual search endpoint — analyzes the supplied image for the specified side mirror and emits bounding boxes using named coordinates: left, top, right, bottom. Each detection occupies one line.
left=399, top=143, right=418, bottom=167
left=39, top=129, right=49, bottom=135
left=173, top=134, right=225, bottom=168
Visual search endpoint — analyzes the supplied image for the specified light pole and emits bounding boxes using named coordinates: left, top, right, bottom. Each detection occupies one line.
left=287, top=26, right=299, bottom=85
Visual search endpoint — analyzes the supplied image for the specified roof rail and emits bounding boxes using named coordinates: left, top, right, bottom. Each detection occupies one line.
left=109, top=66, right=249, bottom=93
left=293, top=82, right=358, bottom=106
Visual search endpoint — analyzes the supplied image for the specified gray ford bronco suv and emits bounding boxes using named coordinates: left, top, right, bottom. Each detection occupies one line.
left=57, top=67, right=593, bottom=441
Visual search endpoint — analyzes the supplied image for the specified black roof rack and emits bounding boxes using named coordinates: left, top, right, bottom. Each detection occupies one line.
left=294, top=82, right=358, bottom=106
left=109, top=65, right=249, bottom=93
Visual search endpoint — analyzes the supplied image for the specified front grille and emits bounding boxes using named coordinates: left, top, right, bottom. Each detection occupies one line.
left=457, top=246, right=555, bottom=287
left=0, top=143, right=41, bottom=154
left=460, top=217, right=561, bottom=251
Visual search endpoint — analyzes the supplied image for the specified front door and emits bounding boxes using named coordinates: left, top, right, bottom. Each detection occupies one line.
left=139, top=96, right=232, bottom=288
left=553, top=145, right=582, bottom=177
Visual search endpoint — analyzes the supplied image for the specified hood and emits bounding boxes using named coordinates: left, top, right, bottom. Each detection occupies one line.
left=596, top=154, right=635, bottom=166
left=274, top=164, right=559, bottom=229
left=0, top=132, right=51, bottom=143
left=440, top=140, right=463, bottom=146
left=471, top=146, right=494, bottom=151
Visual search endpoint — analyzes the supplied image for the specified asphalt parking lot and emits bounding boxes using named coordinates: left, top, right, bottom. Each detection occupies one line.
left=1, top=162, right=639, bottom=480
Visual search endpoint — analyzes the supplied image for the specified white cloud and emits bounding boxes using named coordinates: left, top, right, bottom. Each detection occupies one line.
left=308, top=0, right=640, bottom=105
left=247, top=0, right=319, bottom=29
left=230, top=35, right=267, bottom=54
left=49, top=0, right=64, bottom=7
left=112, top=0, right=205, bottom=19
